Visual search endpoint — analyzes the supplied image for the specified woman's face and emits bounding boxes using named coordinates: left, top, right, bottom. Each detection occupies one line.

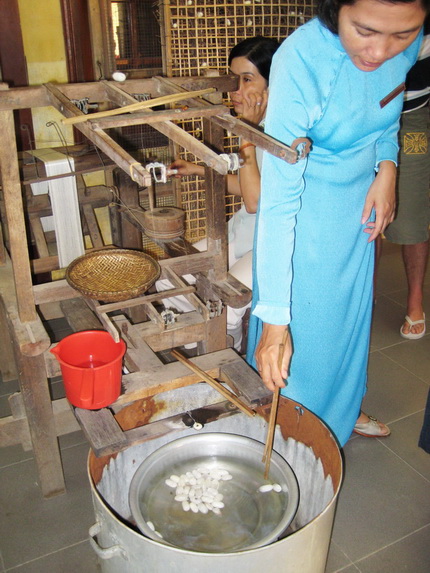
left=338, top=0, right=426, bottom=72
left=229, top=56, right=268, bottom=114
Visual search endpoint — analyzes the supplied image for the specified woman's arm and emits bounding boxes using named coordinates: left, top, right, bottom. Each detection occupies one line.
left=251, top=30, right=322, bottom=389
left=234, top=89, right=269, bottom=213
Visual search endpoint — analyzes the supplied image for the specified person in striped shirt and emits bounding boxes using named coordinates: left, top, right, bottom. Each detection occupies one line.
left=384, top=17, right=430, bottom=339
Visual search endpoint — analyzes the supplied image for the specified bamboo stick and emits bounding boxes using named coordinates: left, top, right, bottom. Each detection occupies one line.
left=62, top=87, right=217, bottom=125
left=262, top=329, right=290, bottom=479
left=171, top=349, right=255, bottom=418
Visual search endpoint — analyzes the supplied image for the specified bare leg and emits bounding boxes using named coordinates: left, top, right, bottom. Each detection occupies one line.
left=401, top=240, right=429, bottom=336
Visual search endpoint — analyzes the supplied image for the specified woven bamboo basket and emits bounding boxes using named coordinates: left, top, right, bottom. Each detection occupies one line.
left=66, top=249, right=161, bottom=302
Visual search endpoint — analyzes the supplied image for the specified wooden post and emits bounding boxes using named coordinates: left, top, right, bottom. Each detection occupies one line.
left=0, top=257, right=66, bottom=497
left=0, top=84, right=37, bottom=322
left=113, top=168, right=143, bottom=249
left=17, top=352, right=66, bottom=497
left=202, top=117, right=228, bottom=282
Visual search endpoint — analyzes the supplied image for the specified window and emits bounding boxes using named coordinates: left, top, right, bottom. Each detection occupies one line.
left=111, top=0, right=162, bottom=72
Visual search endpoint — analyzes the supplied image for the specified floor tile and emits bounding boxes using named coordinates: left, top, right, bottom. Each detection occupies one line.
left=369, top=295, right=408, bottom=351
left=4, top=540, right=100, bottom=572
left=379, top=413, right=430, bottom=481
left=0, top=379, right=19, bottom=398
left=380, top=335, right=430, bottom=384
left=0, top=443, right=94, bottom=569
left=362, top=351, right=429, bottom=424
left=58, top=430, right=88, bottom=450
left=385, top=282, right=430, bottom=308
left=330, top=566, right=361, bottom=573
left=0, top=446, right=34, bottom=468
left=326, top=539, right=355, bottom=572
left=331, top=438, right=430, bottom=563
left=355, top=524, right=430, bottom=573
left=0, top=394, right=12, bottom=419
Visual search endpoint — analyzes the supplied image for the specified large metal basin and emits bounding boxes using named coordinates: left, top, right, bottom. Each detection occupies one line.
left=89, top=397, right=343, bottom=572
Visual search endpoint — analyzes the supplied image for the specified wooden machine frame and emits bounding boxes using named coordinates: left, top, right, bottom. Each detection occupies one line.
left=0, top=75, right=298, bottom=497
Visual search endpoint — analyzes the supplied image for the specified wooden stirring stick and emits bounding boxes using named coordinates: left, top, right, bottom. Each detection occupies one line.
left=262, top=328, right=289, bottom=479
left=171, top=349, right=255, bottom=418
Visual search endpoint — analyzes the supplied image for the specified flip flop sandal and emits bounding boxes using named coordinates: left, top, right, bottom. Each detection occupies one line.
left=353, top=415, right=391, bottom=438
left=400, top=314, right=426, bottom=340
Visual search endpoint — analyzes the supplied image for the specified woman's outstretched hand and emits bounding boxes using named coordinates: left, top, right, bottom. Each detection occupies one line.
left=169, top=158, right=204, bottom=178
left=255, top=323, right=291, bottom=392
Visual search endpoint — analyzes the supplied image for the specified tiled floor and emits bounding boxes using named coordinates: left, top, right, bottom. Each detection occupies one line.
left=0, top=239, right=429, bottom=572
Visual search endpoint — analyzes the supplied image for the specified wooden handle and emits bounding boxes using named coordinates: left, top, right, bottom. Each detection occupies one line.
left=171, top=349, right=255, bottom=418
left=62, top=87, right=217, bottom=125
left=262, top=328, right=289, bottom=479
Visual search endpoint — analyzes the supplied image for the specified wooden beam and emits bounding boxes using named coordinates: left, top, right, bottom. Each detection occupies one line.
left=61, top=86, right=217, bottom=125
left=0, top=85, right=37, bottom=321
left=0, top=76, right=238, bottom=112
left=100, top=81, right=229, bottom=175
left=43, top=82, right=153, bottom=187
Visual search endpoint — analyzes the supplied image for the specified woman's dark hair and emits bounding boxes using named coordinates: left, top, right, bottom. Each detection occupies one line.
left=319, top=0, right=430, bottom=34
left=228, top=36, right=280, bottom=83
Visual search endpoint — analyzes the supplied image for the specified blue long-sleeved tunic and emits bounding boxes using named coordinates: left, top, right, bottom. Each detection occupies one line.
left=246, top=18, right=422, bottom=446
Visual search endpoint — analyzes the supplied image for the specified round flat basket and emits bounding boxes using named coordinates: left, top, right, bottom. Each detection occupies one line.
left=66, top=249, right=161, bottom=302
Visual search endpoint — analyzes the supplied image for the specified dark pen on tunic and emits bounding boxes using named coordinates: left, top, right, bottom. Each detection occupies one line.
left=380, top=82, right=406, bottom=109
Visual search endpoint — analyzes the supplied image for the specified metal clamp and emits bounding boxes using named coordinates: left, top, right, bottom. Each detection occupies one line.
left=219, top=152, right=243, bottom=172
left=161, top=309, right=178, bottom=325
left=206, top=300, right=223, bottom=318
left=146, top=162, right=167, bottom=184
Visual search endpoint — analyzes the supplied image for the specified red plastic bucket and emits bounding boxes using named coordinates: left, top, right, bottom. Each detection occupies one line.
left=50, top=330, right=126, bottom=409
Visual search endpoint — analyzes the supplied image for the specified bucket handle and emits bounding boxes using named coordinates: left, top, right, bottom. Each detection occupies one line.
left=89, top=522, right=128, bottom=561
left=80, top=367, right=95, bottom=407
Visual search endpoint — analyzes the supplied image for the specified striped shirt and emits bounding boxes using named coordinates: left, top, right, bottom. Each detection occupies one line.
left=403, top=17, right=430, bottom=112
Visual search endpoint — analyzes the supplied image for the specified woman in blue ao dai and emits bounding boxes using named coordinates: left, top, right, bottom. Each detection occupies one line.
left=247, top=0, right=429, bottom=446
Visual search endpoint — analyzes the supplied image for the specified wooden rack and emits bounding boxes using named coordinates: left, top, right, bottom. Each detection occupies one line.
left=0, top=76, right=297, bottom=497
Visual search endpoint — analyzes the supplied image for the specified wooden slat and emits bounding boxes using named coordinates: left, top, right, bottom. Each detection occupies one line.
left=82, top=203, right=103, bottom=248
left=219, top=360, right=272, bottom=406
left=74, top=408, right=128, bottom=456
left=120, top=401, right=239, bottom=455
left=30, top=217, right=50, bottom=258
left=60, top=297, right=102, bottom=331
left=114, top=348, right=239, bottom=407
left=212, top=113, right=298, bottom=164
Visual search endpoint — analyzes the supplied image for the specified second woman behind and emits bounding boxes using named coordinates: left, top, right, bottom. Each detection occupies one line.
left=157, top=36, right=279, bottom=351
